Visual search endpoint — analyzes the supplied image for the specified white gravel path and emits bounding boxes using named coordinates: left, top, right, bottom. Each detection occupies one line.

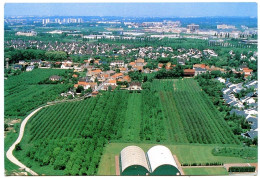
left=6, top=106, right=45, bottom=176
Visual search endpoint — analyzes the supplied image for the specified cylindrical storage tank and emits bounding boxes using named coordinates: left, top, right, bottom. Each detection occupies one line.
left=147, top=145, right=181, bottom=175
left=120, top=146, right=150, bottom=176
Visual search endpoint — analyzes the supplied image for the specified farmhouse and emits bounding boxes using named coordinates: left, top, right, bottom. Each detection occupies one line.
left=158, top=63, right=164, bottom=69
left=128, top=82, right=142, bottom=90
left=13, top=64, right=22, bottom=70
left=49, top=75, right=61, bottom=81
left=91, top=91, right=99, bottom=97
left=242, top=68, right=253, bottom=77
left=177, top=59, right=185, bottom=66
left=30, top=59, right=42, bottom=65
left=193, top=63, right=206, bottom=69
left=26, top=65, right=34, bottom=71
left=194, top=67, right=207, bottom=76
left=183, top=69, right=195, bottom=77
left=19, top=60, right=25, bottom=64
left=61, top=60, right=73, bottom=69
left=75, top=81, right=97, bottom=90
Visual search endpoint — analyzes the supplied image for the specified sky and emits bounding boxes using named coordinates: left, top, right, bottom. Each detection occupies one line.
left=4, top=2, right=258, bottom=17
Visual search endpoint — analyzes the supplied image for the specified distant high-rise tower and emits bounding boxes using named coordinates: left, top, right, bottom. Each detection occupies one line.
left=5, top=58, right=9, bottom=69
left=187, top=23, right=199, bottom=32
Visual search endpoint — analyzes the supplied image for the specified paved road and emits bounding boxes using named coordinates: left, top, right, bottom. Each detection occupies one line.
left=6, top=106, right=45, bottom=176
left=95, top=82, right=105, bottom=92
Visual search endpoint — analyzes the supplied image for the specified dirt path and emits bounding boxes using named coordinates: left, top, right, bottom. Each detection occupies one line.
left=182, top=165, right=223, bottom=168
left=115, top=155, right=120, bottom=175
left=6, top=98, right=86, bottom=176
left=6, top=106, right=46, bottom=176
left=173, top=83, right=176, bottom=91
left=173, top=155, right=185, bottom=175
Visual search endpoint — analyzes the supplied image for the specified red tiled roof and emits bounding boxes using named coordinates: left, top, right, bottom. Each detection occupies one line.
left=109, top=80, right=117, bottom=84
left=78, top=81, right=87, bottom=85
left=136, top=58, right=145, bottom=63
left=193, top=64, right=206, bottom=69
left=184, top=69, right=195, bottom=76
left=129, top=62, right=136, bottom=66
left=243, top=68, right=253, bottom=72
left=119, top=67, right=127, bottom=71
left=158, top=63, right=164, bottom=68
left=111, top=73, right=123, bottom=79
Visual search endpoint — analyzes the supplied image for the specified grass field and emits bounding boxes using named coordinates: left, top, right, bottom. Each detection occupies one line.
left=183, top=167, right=229, bottom=176
left=97, top=142, right=257, bottom=175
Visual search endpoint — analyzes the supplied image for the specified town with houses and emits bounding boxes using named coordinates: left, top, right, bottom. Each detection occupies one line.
left=4, top=4, right=258, bottom=176
left=7, top=45, right=258, bottom=141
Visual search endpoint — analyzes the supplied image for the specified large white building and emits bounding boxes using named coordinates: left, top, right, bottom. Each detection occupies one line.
left=120, top=145, right=181, bottom=176
left=120, top=146, right=149, bottom=176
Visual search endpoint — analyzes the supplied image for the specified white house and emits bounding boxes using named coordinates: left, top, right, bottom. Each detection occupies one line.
left=26, top=65, right=34, bottom=71
left=110, top=60, right=125, bottom=67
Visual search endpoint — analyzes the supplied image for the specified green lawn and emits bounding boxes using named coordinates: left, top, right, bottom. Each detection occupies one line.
left=97, top=142, right=257, bottom=176
left=183, top=167, right=229, bottom=176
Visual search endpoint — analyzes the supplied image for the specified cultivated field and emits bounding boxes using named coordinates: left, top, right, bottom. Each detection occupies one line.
left=154, top=79, right=240, bottom=144
left=4, top=69, right=70, bottom=117
left=13, top=78, right=246, bottom=175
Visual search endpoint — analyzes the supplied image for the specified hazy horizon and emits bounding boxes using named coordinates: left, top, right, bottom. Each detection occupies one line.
left=4, top=3, right=258, bottom=18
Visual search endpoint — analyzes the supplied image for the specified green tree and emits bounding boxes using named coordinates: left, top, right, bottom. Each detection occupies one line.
left=15, top=143, right=22, bottom=151
left=4, top=123, right=8, bottom=131
left=76, top=86, right=84, bottom=93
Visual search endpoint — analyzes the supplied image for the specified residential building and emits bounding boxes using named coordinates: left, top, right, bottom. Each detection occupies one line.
left=110, top=60, right=125, bottom=67
left=242, top=68, right=253, bottom=77
left=13, top=64, right=22, bottom=70
left=87, top=69, right=102, bottom=76
left=128, top=82, right=142, bottom=90
left=49, top=75, right=61, bottom=81
left=184, top=69, right=195, bottom=77
left=30, top=59, right=42, bottom=65
left=26, top=65, right=34, bottom=71
left=194, top=68, right=207, bottom=76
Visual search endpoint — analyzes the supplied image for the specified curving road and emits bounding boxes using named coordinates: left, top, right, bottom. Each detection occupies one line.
left=6, top=98, right=86, bottom=175
left=6, top=106, right=45, bottom=176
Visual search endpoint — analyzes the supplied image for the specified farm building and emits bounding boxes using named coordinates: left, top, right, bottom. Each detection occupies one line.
left=120, top=146, right=149, bottom=176
left=119, top=145, right=181, bottom=176
left=49, top=75, right=61, bottom=81
left=147, top=145, right=180, bottom=175
left=184, top=69, right=195, bottom=76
